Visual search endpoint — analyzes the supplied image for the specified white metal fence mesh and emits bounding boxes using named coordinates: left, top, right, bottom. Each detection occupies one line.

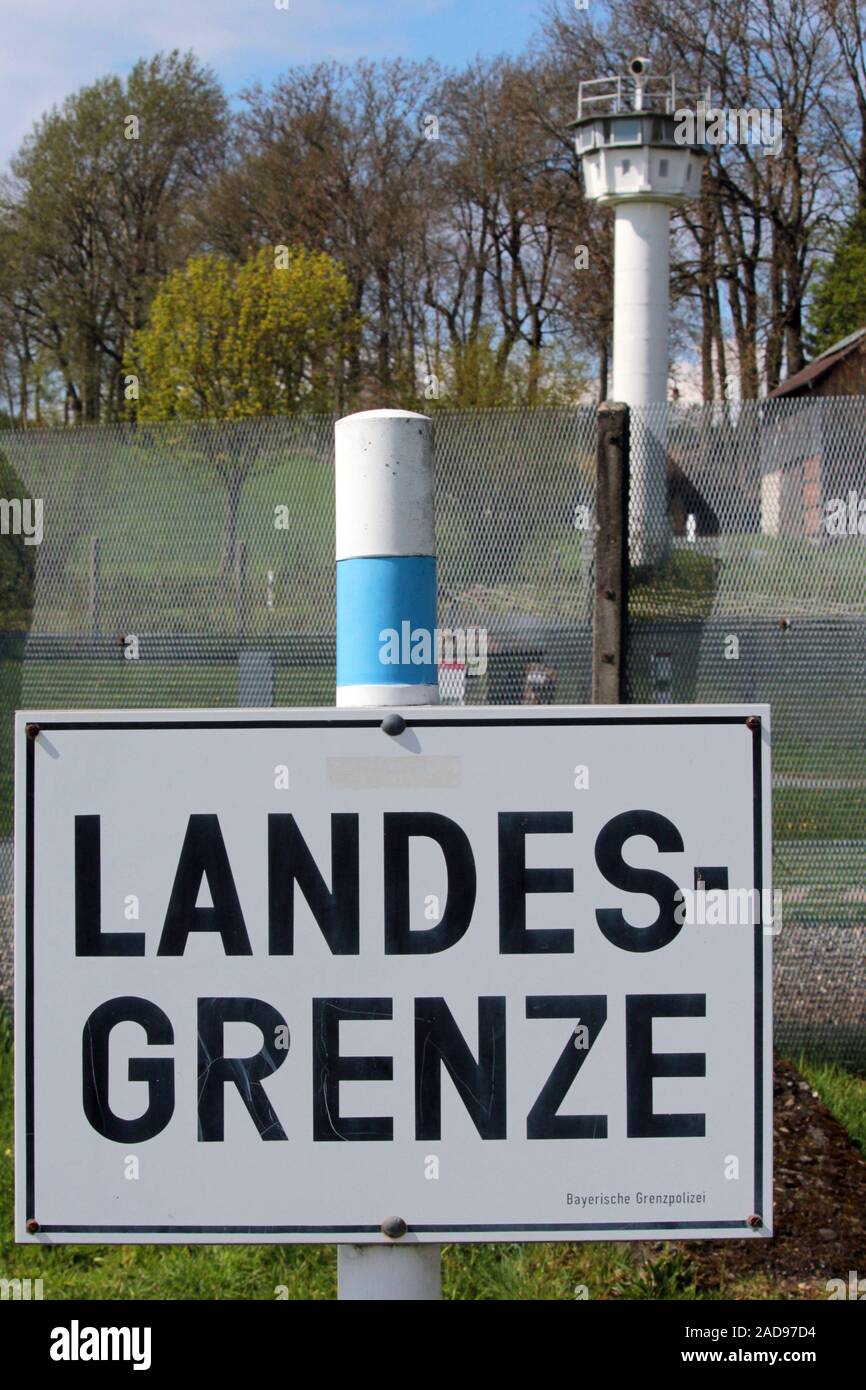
left=0, top=401, right=863, bottom=1067
left=631, top=398, right=865, bottom=1068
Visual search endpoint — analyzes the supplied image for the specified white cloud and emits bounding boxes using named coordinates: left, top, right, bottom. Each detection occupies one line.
left=0, top=0, right=455, bottom=167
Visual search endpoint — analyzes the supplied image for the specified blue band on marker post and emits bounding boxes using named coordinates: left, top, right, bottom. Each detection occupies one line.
left=336, top=555, right=437, bottom=688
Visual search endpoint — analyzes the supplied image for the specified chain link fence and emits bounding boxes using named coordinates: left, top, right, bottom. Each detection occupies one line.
left=0, top=401, right=863, bottom=1067
left=630, top=398, right=865, bottom=1069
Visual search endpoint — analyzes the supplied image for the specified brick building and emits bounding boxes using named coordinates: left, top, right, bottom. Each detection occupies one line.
left=761, top=328, right=866, bottom=536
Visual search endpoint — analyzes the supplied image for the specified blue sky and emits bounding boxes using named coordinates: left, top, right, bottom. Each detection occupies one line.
left=0, top=0, right=548, bottom=169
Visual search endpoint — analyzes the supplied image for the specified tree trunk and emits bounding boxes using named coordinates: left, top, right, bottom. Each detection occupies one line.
left=712, top=283, right=728, bottom=401
left=598, top=339, right=609, bottom=403
left=221, top=472, right=243, bottom=581
left=765, top=228, right=785, bottom=393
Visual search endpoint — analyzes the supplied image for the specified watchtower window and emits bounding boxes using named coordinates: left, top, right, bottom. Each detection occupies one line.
left=611, top=117, right=640, bottom=144
left=651, top=114, right=677, bottom=142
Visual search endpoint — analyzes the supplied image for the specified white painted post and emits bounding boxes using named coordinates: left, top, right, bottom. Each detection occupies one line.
left=611, top=201, right=672, bottom=566
left=334, top=407, right=442, bottom=1301
left=611, top=203, right=671, bottom=413
left=338, top=1245, right=442, bottom=1301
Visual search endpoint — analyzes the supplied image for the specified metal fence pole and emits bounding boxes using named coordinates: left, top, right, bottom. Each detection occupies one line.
left=89, top=537, right=101, bottom=636
left=592, top=402, right=630, bottom=704
left=234, top=540, right=247, bottom=638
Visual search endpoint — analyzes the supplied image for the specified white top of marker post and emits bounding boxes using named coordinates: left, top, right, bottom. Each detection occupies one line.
left=335, top=408, right=434, bottom=561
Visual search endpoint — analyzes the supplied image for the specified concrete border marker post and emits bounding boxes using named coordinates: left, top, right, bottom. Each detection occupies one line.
left=335, top=408, right=439, bottom=709
left=334, top=407, right=442, bottom=1300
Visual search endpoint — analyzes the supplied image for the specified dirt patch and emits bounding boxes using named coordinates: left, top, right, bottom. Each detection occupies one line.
left=675, top=1055, right=866, bottom=1298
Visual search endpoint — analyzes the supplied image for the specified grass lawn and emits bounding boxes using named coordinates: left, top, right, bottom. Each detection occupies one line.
left=0, top=1014, right=861, bottom=1301
left=630, top=550, right=717, bottom=620
left=9, top=660, right=333, bottom=708
left=713, top=534, right=866, bottom=617
left=797, top=1058, right=866, bottom=1153
left=773, top=787, right=863, bottom=841
left=773, top=740, right=864, bottom=843
left=770, top=741, right=865, bottom=843
left=773, top=741, right=866, bottom=778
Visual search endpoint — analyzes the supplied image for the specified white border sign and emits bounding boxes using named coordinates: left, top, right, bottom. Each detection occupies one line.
left=16, top=705, right=772, bottom=1244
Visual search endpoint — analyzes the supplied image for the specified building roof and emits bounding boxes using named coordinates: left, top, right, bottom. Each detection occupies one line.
left=768, top=326, right=866, bottom=397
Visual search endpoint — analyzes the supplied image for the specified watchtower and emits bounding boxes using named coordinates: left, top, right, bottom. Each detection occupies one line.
left=571, top=61, right=709, bottom=562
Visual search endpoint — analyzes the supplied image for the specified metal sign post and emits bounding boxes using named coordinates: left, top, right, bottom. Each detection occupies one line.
left=334, top=408, right=443, bottom=1300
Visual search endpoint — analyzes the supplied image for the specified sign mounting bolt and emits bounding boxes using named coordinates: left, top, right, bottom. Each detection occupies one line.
left=746, top=716, right=760, bottom=732
left=26, top=1219, right=39, bottom=1234
left=747, top=1213, right=762, bottom=1229
left=25, top=722, right=40, bottom=740
left=381, top=1216, right=407, bottom=1239
left=381, top=714, right=406, bottom=737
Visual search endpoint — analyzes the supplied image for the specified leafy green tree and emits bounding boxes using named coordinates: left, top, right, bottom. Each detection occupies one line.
left=131, top=246, right=355, bottom=418
left=808, top=210, right=866, bottom=354
left=129, top=245, right=357, bottom=569
left=428, top=327, right=588, bottom=408
left=1, top=51, right=227, bottom=422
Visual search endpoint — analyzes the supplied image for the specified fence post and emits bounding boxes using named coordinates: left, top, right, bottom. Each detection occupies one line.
left=592, top=402, right=629, bottom=704
left=234, top=540, right=247, bottom=638
left=89, top=537, right=101, bottom=637
left=237, top=650, right=274, bottom=707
